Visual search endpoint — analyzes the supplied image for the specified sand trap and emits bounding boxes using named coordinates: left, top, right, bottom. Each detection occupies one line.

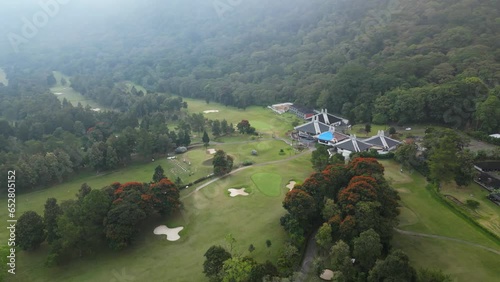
left=153, top=225, right=184, bottom=241
left=286, top=181, right=296, bottom=190
left=207, top=148, right=217, bottom=155
left=320, top=269, right=334, bottom=280
left=228, top=188, right=249, bottom=197
left=53, top=92, right=64, bottom=95
left=92, top=108, right=101, bottom=112
left=203, top=110, right=219, bottom=114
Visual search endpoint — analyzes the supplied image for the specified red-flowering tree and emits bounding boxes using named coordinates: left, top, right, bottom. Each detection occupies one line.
left=147, top=178, right=181, bottom=216
left=283, top=189, right=317, bottom=228
left=347, top=157, right=384, bottom=176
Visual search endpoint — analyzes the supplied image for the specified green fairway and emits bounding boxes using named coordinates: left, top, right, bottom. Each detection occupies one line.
left=0, top=68, right=8, bottom=86
left=183, top=97, right=298, bottom=137
left=251, top=173, right=283, bottom=197
left=393, top=233, right=500, bottom=282
left=379, top=160, right=500, bottom=281
left=51, top=71, right=111, bottom=111
left=3, top=148, right=313, bottom=282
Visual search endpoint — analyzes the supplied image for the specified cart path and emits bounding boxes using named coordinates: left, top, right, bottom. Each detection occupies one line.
left=394, top=228, right=500, bottom=255
left=181, top=147, right=314, bottom=199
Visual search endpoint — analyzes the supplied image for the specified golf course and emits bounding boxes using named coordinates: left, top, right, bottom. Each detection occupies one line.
left=2, top=94, right=499, bottom=281
left=381, top=160, right=500, bottom=282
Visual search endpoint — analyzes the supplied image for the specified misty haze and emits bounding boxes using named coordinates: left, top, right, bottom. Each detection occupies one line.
left=0, top=0, right=499, bottom=281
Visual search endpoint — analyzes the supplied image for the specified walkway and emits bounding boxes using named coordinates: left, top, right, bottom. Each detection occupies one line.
left=394, top=228, right=500, bottom=255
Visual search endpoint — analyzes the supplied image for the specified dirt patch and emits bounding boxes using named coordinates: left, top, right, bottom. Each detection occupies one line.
left=202, top=158, right=214, bottom=166
left=445, top=194, right=464, bottom=206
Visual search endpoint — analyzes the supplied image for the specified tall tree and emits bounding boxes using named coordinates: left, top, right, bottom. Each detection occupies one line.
left=203, top=245, right=232, bottom=280
left=202, top=130, right=210, bottom=148
left=152, top=165, right=166, bottom=182
left=44, top=198, right=63, bottom=244
left=368, top=250, right=417, bottom=282
left=16, top=211, right=46, bottom=251
left=213, top=150, right=234, bottom=176
left=353, top=229, right=382, bottom=272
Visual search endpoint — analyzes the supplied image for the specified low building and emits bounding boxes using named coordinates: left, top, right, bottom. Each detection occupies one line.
left=317, top=126, right=350, bottom=146
left=474, top=161, right=500, bottom=172
left=306, top=109, right=347, bottom=126
left=363, top=130, right=402, bottom=152
left=289, top=104, right=315, bottom=119
left=294, top=117, right=330, bottom=139
left=268, top=102, right=293, bottom=114
left=330, top=135, right=373, bottom=156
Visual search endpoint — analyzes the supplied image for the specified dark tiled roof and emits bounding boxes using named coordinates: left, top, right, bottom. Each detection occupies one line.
left=333, top=138, right=372, bottom=152
left=477, top=172, right=500, bottom=188
left=475, top=161, right=500, bottom=172
left=363, top=135, right=402, bottom=149
left=307, top=113, right=343, bottom=125
left=291, top=105, right=315, bottom=115
left=294, top=121, right=330, bottom=135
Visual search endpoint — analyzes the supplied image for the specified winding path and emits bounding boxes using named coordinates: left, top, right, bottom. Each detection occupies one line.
left=394, top=228, right=500, bottom=255
left=181, top=147, right=314, bottom=199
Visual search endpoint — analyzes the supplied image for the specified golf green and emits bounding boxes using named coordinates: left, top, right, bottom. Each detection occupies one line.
left=251, top=173, right=282, bottom=197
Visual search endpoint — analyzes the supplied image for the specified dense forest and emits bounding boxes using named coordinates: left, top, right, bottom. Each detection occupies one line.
left=2, top=0, right=499, bottom=129
left=1, top=0, right=499, bottom=192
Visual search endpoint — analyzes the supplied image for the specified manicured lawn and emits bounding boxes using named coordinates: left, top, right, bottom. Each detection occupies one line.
left=4, top=147, right=314, bottom=282
left=350, top=124, right=389, bottom=138
left=251, top=173, right=283, bottom=197
left=379, top=160, right=500, bottom=281
left=0, top=68, right=8, bottom=86
left=392, top=233, right=500, bottom=282
left=183, top=97, right=298, bottom=137
left=51, top=71, right=111, bottom=111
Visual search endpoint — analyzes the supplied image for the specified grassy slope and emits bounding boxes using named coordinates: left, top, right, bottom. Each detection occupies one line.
left=3, top=100, right=312, bottom=281
left=0, top=68, right=8, bottom=86
left=380, top=160, right=500, bottom=282
left=183, top=97, right=300, bottom=137
left=51, top=71, right=111, bottom=111
left=7, top=153, right=313, bottom=282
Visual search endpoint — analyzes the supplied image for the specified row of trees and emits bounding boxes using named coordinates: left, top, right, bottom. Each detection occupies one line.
left=15, top=171, right=181, bottom=265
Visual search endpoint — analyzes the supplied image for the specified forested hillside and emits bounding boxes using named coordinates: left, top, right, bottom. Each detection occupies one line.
left=2, top=0, right=499, bottom=129
left=1, top=0, right=499, bottom=193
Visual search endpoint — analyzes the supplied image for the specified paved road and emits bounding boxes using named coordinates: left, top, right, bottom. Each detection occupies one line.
left=394, top=228, right=500, bottom=255
left=299, top=229, right=319, bottom=280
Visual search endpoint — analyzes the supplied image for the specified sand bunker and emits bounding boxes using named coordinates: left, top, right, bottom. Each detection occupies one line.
left=153, top=225, right=184, bottom=241
left=53, top=92, right=64, bottom=95
left=207, top=148, right=217, bottom=155
left=228, top=188, right=249, bottom=197
left=91, top=108, right=101, bottom=112
left=286, top=181, right=296, bottom=190
left=203, top=110, right=219, bottom=114
left=320, top=269, right=334, bottom=281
